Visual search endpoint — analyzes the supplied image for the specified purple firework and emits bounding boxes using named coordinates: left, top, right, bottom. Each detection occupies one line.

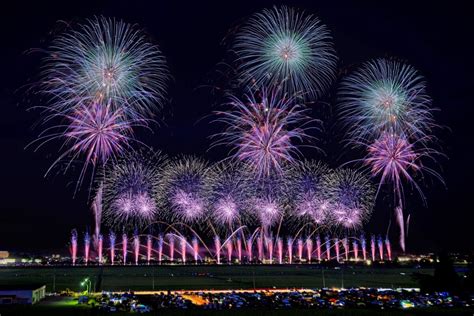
left=289, top=160, right=331, bottom=225
left=365, top=132, right=441, bottom=202
left=34, top=101, right=139, bottom=187
left=209, top=162, right=251, bottom=229
left=103, top=150, right=165, bottom=228
left=213, top=89, right=315, bottom=179
left=327, top=168, right=375, bottom=230
left=254, top=195, right=283, bottom=228
left=162, top=156, right=214, bottom=224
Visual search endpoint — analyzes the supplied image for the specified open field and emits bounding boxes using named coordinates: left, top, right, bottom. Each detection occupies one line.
left=0, top=264, right=431, bottom=292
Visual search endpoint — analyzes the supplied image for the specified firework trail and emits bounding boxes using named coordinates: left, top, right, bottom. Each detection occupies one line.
left=40, top=16, right=169, bottom=120
left=92, top=183, right=103, bottom=249
left=103, top=150, right=166, bottom=228
left=327, top=169, right=375, bottom=230
left=162, top=156, right=213, bottom=224
left=233, top=6, right=337, bottom=100
left=213, top=89, right=315, bottom=179
left=395, top=205, right=405, bottom=252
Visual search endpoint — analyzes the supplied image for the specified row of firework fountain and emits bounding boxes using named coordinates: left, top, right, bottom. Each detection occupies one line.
left=70, top=229, right=393, bottom=265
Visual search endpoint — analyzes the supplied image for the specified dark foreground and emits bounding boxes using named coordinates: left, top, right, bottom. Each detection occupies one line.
left=0, top=264, right=430, bottom=292
left=0, top=296, right=472, bottom=316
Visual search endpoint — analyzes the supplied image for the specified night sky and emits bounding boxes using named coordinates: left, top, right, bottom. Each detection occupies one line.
left=0, top=0, right=472, bottom=253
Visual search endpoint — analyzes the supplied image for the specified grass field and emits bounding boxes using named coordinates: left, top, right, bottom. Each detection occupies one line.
left=0, top=264, right=431, bottom=292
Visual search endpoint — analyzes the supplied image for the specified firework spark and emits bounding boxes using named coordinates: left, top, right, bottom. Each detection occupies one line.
left=233, top=6, right=337, bottom=100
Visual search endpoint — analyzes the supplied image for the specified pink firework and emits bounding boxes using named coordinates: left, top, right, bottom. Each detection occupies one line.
left=65, top=102, right=132, bottom=164
left=214, top=89, right=314, bottom=178
left=366, top=133, right=419, bottom=199
left=171, top=190, right=205, bottom=223
left=36, top=101, right=137, bottom=188
left=163, top=156, right=213, bottom=224
left=328, top=169, right=375, bottom=230
left=365, top=133, right=442, bottom=251
left=254, top=196, right=283, bottom=228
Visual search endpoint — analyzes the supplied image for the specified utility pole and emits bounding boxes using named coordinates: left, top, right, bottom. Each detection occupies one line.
left=341, top=268, right=344, bottom=289
left=322, top=268, right=325, bottom=288
left=152, top=265, right=155, bottom=291
left=52, top=269, right=56, bottom=293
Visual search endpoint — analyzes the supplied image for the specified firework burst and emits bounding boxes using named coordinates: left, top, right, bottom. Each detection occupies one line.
left=288, top=160, right=332, bottom=225
left=233, top=6, right=337, bottom=100
left=213, top=89, right=315, bottom=179
left=327, top=168, right=375, bottom=230
left=208, top=162, right=252, bottom=229
left=338, top=58, right=434, bottom=144
left=41, top=16, right=169, bottom=120
left=162, top=156, right=214, bottom=224
left=102, top=149, right=166, bottom=228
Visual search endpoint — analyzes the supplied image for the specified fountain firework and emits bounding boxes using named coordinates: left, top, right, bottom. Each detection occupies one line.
left=84, top=232, right=91, bottom=265
left=277, top=238, right=283, bottom=264
left=214, top=236, right=221, bottom=264
left=385, top=237, right=392, bottom=261
left=343, top=237, right=349, bottom=261
left=168, top=235, right=175, bottom=262
left=158, top=235, right=164, bottom=264
left=246, top=237, right=253, bottom=261
left=335, top=238, right=340, bottom=262
left=71, top=230, right=78, bottom=266
left=378, top=236, right=384, bottom=260
left=180, top=237, right=187, bottom=264
left=122, top=233, right=128, bottom=265
left=109, top=232, right=116, bottom=265
left=353, top=240, right=359, bottom=261
left=306, top=237, right=313, bottom=262
left=237, top=238, right=242, bottom=262
left=226, top=240, right=233, bottom=263
left=371, top=235, right=376, bottom=261
left=297, top=238, right=304, bottom=261
left=361, top=235, right=367, bottom=261
left=287, top=238, right=293, bottom=264
left=192, top=237, right=199, bottom=262
left=325, top=236, right=331, bottom=260
left=316, top=235, right=321, bottom=261
left=147, top=235, right=153, bottom=264
left=98, top=234, right=103, bottom=264
left=134, top=233, right=140, bottom=265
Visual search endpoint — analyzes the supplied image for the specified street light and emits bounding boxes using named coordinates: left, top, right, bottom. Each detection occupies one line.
left=80, top=277, right=91, bottom=294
